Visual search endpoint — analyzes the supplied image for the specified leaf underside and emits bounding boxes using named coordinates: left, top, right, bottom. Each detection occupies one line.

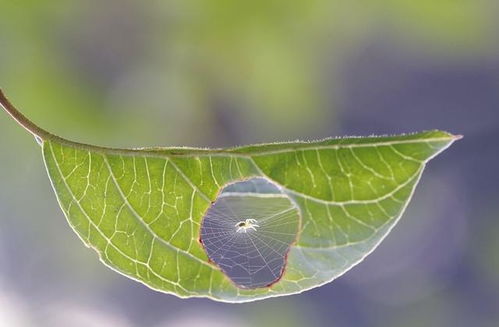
left=41, top=130, right=458, bottom=303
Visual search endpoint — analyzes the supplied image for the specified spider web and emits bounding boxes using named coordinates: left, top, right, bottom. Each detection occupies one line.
left=200, top=178, right=300, bottom=289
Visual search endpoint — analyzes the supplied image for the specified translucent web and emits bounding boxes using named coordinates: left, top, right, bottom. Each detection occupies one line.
left=200, top=178, right=300, bottom=289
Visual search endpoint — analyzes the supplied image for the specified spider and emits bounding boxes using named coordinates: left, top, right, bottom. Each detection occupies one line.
left=235, top=219, right=259, bottom=233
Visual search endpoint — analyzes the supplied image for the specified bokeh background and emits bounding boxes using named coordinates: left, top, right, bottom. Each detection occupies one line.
left=0, top=1, right=498, bottom=326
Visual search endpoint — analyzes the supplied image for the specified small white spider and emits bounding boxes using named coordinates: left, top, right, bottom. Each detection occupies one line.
left=235, top=219, right=259, bottom=233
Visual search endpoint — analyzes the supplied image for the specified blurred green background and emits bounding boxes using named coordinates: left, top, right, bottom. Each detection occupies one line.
left=1, top=1, right=498, bottom=326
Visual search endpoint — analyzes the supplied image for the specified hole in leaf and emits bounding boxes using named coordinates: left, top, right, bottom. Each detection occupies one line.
left=200, top=177, right=300, bottom=289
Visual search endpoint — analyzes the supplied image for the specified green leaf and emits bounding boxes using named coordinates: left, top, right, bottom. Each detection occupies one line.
left=1, top=90, right=460, bottom=303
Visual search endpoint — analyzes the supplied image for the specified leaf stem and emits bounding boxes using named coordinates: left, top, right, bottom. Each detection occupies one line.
left=0, top=89, right=130, bottom=153
left=0, top=89, right=57, bottom=141
left=0, top=89, right=153, bottom=157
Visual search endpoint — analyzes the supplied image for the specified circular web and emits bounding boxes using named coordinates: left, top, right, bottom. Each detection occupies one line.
left=200, top=178, right=300, bottom=289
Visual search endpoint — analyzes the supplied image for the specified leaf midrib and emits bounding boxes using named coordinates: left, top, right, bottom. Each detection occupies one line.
left=45, top=136, right=454, bottom=159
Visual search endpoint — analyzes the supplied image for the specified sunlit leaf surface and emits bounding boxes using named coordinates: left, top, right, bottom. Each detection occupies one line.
left=40, top=130, right=458, bottom=302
